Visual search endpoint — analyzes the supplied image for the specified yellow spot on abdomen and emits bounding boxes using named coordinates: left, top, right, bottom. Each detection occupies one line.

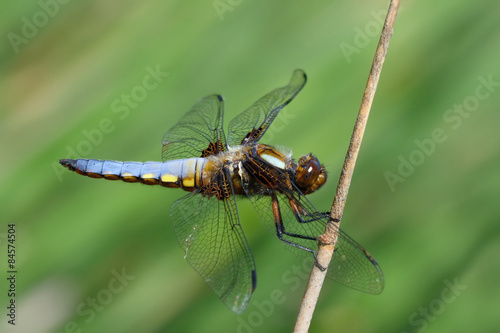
left=182, top=177, right=195, bottom=187
left=161, top=174, right=178, bottom=183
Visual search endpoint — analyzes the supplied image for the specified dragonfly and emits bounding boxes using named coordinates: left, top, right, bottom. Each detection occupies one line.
left=60, top=69, right=384, bottom=313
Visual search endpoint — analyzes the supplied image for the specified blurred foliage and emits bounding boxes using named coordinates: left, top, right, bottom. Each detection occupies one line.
left=1, top=0, right=500, bottom=332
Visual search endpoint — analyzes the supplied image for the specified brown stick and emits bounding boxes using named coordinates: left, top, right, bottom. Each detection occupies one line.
left=293, top=1, right=401, bottom=331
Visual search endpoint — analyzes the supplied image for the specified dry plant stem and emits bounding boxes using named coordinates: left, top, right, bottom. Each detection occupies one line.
left=293, top=0, right=401, bottom=331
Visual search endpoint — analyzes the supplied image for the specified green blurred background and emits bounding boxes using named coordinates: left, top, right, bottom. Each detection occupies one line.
left=1, top=0, right=499, bottom=332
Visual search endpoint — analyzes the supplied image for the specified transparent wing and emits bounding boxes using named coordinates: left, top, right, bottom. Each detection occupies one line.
left=227, top=69, right=307, bottom=146
left=170, top=190, right=256, bottom=313
left=162, top=95, right=226, bottom=161
left=246, top=191, right=384, bottom=294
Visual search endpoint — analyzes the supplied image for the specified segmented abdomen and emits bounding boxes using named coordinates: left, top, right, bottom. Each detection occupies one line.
left=59, top=158, right=207, bottom=191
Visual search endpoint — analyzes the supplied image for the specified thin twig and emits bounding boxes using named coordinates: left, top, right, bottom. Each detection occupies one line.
left=293, top=1, right=401, bottom=331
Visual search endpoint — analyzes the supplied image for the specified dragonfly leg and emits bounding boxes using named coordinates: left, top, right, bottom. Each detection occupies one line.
left=289, top=198, right=341, bottom=223
left=272, top=194, right=326, bottom=270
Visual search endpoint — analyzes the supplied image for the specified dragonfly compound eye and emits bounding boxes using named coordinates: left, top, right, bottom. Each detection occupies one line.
left=296, top=154, right=327, bottom=194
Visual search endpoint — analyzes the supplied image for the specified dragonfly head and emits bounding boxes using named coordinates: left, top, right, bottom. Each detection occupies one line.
left=295, top=154, right=327, bottom=195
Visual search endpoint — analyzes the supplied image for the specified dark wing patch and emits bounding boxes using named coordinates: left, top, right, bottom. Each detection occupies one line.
left=227, top=69, right=307, bottom=146
left=162, top=95, right=226, bottom=161
left=201, top=139, right=225, bottom=158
